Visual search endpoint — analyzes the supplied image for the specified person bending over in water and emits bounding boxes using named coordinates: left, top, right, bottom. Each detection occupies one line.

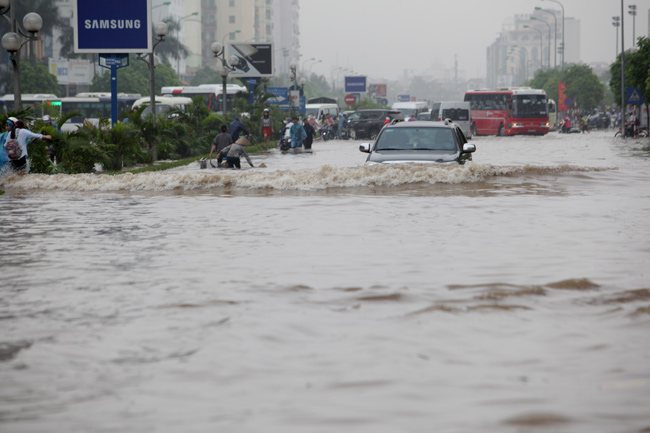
left=216, top=137, right=255, bottom=169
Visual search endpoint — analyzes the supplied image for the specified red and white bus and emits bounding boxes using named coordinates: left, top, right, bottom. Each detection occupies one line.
left=464, top=88, right=549, bottom=136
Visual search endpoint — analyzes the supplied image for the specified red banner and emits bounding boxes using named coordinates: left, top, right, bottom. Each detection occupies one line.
left=558, top=82, right=568, bottom=111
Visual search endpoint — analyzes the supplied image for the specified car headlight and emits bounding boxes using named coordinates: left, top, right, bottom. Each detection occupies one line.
left=540, top=122, right=549, bottom=127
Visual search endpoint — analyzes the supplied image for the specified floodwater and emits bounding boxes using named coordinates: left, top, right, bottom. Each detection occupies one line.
left=1, top=130, right=649, bottom=433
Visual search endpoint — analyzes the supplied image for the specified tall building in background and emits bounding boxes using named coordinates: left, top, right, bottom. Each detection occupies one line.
left=487, top=9, right=580, bottom=89
left=272, top=0, right=300, bottom=77
left=201, top=0, right=273, bottom=70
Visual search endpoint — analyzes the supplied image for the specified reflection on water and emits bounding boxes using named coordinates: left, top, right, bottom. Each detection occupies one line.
left=1, top=132, right=650, bottom=432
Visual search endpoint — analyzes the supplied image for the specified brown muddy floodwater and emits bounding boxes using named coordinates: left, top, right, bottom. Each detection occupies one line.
left=1, top=130, right=649, bottom=432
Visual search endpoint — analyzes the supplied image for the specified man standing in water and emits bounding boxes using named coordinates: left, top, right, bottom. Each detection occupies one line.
left=209, top=125, right=233, bottom=167
left=259, top=108, right=274, bottom=151
left=216, top=136, right=255, bottom=169
left=289, top=116, right=306, bottom=149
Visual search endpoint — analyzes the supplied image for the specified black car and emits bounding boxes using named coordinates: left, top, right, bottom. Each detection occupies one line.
left=347, top=109, right=404, bottom=139
left=359, top=120, right=476, bottom=165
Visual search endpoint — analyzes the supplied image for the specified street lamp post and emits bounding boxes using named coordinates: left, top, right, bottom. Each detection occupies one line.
left=628, top=5, right=637, bottom=48
left=523, top=24, right=544, bottom=70
left=0, top=0, right=43, bottom=110
left=535, top=7, right=557, bottom=71
left=309, top=60, right=322, bottom=76
left=211, top=39, right=241, bottom=115
left=137, top=21, right=168, bottom=161
left=176, top=12, right=199, bottom=75
left=542, top=0, right=564, bottom=72
left=612, top=16, right=620, bottom=58
left=530, top=16, right=551, bottom=69
left=301, top=57, right=315, bottom=74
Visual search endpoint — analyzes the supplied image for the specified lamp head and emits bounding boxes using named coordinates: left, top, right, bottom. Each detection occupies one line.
left=155, top=22, right=168, bottom=37
left=299, top=78, right=307, bottom=86
left=2, top=32, right=21, bottom=53
left=228, top=55, right=239, bottom=67
left=0, top=0, right=9, bottom=9
left=211, top=42, right=222, bottom=55
left=23, top=12, right=43, bottom=34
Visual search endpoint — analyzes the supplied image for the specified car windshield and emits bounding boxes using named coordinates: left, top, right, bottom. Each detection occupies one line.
left=513, top=94, right=548, bottom=118
left=375, top=127, right=457, bottom=151
left=305, top=108, right=320, bottom=117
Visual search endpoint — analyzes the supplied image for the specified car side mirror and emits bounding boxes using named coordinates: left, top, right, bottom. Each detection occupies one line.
left=359, top=143, right=371, bottom=153
left=463, top=143, right=476, bottom=153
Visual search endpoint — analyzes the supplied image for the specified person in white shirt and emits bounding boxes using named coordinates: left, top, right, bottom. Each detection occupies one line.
left=3, top=117, right=52, bottom=173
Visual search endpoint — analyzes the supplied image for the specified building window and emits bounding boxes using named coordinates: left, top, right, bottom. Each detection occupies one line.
left=229, top=0, right=235, bottom=5
left=229, top=16, right=235, bottom=24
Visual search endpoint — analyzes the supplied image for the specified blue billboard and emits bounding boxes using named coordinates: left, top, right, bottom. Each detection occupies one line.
left=397, top=94, right=410, bottom=102
left=345, top=76, right=367, bottom=93
left=74, top=0, right=152, bottom=53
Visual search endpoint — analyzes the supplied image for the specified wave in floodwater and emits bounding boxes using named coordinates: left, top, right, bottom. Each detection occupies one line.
left=0, top=163, right=611, bottom=192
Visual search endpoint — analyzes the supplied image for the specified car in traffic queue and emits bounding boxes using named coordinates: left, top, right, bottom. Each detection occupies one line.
left=359, top=119, right=476, bottom=165
left=347, top=109, right=404, bottom=139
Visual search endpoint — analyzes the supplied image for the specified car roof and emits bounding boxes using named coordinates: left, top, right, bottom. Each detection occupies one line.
left=387, top=120, right=459, bottom=129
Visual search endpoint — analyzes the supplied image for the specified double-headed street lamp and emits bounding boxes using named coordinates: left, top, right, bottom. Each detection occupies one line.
left=523, top=24, right=544, bottom=70
left=628, top=5, right=637, bottom=48
left=0, top=0, right=43, bottom=110
left=137, top=21, right=168, bottom=161
left=542, top=0, right=564, bottom=72
left=534, top=7, right=557, bottom=72
left=211, top=39, right=241, bottom=115
left=530, top=16, right=551, bottom=69
left=612, top=16, right=620, bottom=58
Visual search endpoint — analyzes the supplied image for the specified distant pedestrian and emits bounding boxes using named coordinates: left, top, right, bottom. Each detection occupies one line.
left=229, top=116, right=249, bottom=142
left=290, top=116, right=306, bottom=148
left=259, top=108, right=274, bottom=151
left=209, top=125, right=233, bottom=166
left=580, top=116, right=590, bottom=133
left=408, top=114, right=416, bottom=122
left=337, top=111, right=348, bottom=139
left=3, top=117, right=52, bottom=173
left=303, top=118, right=316, bottom=150
left=0, top=120, right=9, bottom=174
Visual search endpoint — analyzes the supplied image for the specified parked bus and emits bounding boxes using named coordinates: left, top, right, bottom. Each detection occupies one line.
left=2, top=93, right=62, bottom=117
left=60, top=92, right=141, bottom=131
left=161, top=84, right=247, bottom=113
left=464, top=88, right=549, bottom=136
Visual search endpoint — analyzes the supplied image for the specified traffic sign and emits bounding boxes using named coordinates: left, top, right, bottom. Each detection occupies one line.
left=344, top=94, right=356, bottom=105
left=627, top=87, right=644, bottom=105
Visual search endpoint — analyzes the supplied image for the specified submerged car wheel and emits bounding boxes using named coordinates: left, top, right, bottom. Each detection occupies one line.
left=497, top=124, right=504, bottom=136
left=471, top=123, right=477, bottom=137
left=370, top=129, right=380, bottom=140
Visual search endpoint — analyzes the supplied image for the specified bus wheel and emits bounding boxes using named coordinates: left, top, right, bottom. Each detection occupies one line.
left=497, top=124, right=505, bottom=136
left=471, top=123, right=477, bottom=137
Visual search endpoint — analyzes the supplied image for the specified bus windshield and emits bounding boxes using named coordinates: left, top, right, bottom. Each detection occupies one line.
left=513, top=94, right=548, bottom=118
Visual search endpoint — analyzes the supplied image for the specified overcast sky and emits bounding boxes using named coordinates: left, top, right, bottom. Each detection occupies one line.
left=301, top=0, right=650, bottom=82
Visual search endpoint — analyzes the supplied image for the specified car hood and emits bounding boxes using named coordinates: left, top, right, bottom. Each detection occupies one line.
left=367, top=149, right=461, bottom=164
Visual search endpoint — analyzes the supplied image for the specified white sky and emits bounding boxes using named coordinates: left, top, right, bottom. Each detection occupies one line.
left=301, top=0, right=650, bottom=82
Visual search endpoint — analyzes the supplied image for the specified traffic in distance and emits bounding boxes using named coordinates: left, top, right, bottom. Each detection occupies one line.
left=3, top=85, right=555, bottom=143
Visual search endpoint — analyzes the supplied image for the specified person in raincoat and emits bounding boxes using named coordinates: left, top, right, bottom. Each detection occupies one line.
left=289, top=116, right=306, bottom=148
left=228, top=116, right=249, bottom=142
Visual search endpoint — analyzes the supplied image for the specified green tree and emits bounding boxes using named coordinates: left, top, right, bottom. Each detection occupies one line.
left=90, top=55, right=181, bottom=95
left=526, top=64, right=604, bottom=110
left=190, top=66, right=219, bottom=86
left=6, top=61, right=60, bottom=95
left=610, top=36, right=650, bottom=115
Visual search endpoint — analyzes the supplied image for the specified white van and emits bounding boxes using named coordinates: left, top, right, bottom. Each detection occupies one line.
left=305, top=103, right=339, bottom=123
left=391, top=101, right=428, bottom=119
left=132, top=96, right=193, bottom=117
left=430, top=101, right=473, bottom=138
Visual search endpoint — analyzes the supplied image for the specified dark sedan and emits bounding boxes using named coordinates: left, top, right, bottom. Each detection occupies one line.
left=359, top=120, right=476, bottom=165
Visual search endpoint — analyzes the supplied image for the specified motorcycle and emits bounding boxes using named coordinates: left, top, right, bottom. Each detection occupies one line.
left=319, top=125, right=334, bottom=141
left=615, top=122, right=648, bottom=138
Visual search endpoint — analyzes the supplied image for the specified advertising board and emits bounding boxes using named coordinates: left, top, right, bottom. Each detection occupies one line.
left=345, top=76, right=367, bottom=93
left=228, top=43, right=274, bottom=77
left=74, top=0, right=152, bottom=53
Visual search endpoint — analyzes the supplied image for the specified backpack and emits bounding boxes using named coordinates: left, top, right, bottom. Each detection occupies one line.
left=5, top=137, right=21, bottom=160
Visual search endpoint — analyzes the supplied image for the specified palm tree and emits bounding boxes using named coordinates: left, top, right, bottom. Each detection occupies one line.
left=155, top=17, right=189, bottom=65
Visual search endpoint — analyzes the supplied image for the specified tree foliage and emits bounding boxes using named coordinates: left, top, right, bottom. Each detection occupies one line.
left=90, top=56, right=181, bottom=95
left=525, top=64, right=605, bottom=110
left=610, top=36, right=650, bottom=108
left=190, top=66, right=220, bottom=86
left=5, top=61, right=60, bottom=95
